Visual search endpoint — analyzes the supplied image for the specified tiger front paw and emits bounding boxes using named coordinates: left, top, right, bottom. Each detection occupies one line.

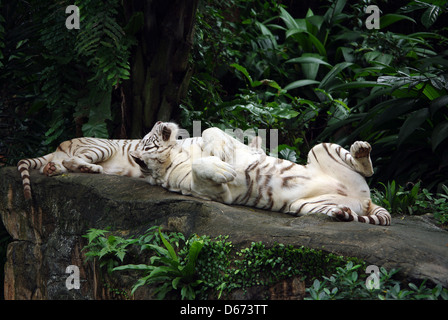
left=43, top=161, right=64, bottom=176
left=193, top=156, right=237, bottom=184
left=210, top=161, right=237, bottom=184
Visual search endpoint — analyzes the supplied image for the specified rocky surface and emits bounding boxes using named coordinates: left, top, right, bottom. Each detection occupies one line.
left=1, top=166, right=447, bottom=299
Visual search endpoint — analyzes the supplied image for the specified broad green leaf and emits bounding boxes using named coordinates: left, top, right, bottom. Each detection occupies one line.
left=421, top=5, right=441, bottom=28
left=269, top=103, right=300, bottom=119
left=286, top=56, right=331, bottom=67
left=230, top=63, right=253, bottom=85
left=159, top=227, right=178, bottom=263
left=256, top=21, right=277, bottom=47
left=423, top=83, right=443, bottom=100
left=279, top=7, right=301, bottom=30
left=319, top=62, right=353, bottom=90
left=183, top=240, right=204, bottom=276
left=324, top=0, right=347, bottom=24
left=429, top=95, right=448, bottom=116
left=330, top=81, right=391, bottom=91
left=113, top=264, right=155, bottom=272
left=172, top=277, right=181, bottom=290
left=380, top=14, right=416, bottom=29
left=287, top=54, right=330, bottom=80
left=307, top=15, right=324, bottom=31
left=372, top=98, right=416, bottom=126
left=279, top=147, right=298, bottom=162
left=432, top=121, right=448, bottom=151
left=307, top=32, right=327, bottom=57
left=398, top=108, right=429, bottom=146
left=284, top=79, right=319, bottom=91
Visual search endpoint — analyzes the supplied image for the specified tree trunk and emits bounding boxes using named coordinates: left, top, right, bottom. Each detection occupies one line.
left=122, top=0, right=198, bottom=138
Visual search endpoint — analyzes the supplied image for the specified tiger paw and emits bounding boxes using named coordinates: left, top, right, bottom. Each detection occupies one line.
left=328, top=206, right=357, bottom=222
left=79, top=164, right=103, bottom=174
left=193, top=156, right=237, bottom=184
left=43, top=161, right=65, bottom=176
left=211, top=161, right=237, bottom=183
left=350, top=141, right=371, bottom=159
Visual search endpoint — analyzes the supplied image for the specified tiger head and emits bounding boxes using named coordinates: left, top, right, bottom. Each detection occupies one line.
left=130, top=121, right=179, bottom=180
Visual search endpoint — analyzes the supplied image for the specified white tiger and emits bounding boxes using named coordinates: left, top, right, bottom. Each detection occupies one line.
left=17, top=137, right=144, bottom=200
left=130, top=121, right=391, bottom=226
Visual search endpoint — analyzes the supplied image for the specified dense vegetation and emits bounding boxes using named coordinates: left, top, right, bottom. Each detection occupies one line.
left=83, top=226, right=448, bottom=300
left=183, top=0, right=448, bottom=191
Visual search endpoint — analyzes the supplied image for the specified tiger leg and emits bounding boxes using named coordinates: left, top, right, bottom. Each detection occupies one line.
left=61, top=146, right=114, bottom=174
left=62, top=153, right=106, bottom=173
left=289, top=195, right=390, bottom=225
left=308, top=142, right=374, bottom=177
left=200, top=128, right=244, bottom=165
left=62, top=157, right=104, bottom=174
left=39, top=139, right=108, bottom=176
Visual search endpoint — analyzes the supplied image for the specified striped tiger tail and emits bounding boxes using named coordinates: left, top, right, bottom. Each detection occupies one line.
left=17, top=154, right=53, bottom=200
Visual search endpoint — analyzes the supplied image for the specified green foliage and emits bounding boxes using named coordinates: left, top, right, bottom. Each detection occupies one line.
left=306, top=261, right=448, bottom=300
left=83, top=227, right=137, bottom=273
left=83, top=227, right=364, bottom=300
left=0, top=0, right=138, bottom=165
left=195, top=237, right=364, bottom=299
left=372, top=181, right=448, bottom=225
left=184, top=0, right=448, bottom=190
left=83, top=226, right=203, bottom=300
left=83, top=226, right=448, bottom=300
left=113, top=228, right=204, bottom=300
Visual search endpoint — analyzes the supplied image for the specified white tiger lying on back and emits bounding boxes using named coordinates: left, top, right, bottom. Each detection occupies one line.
left=130, top=121, right=391, bottom=226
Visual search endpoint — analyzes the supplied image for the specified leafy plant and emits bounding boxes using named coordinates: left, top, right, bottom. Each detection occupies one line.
left=372, top=180, right=448, bottom=225
left=113, top=227, right=204, bottom=300
left=399, top=0, right=447, bottom=29
left=306, top=261, right=448, bottom=300
left=183, top=0, right=448, bottom=191
left=0, top=0, right=138, bottom=166
left=194, top=237, right=364, bottom=299
left=82, top=228, right=137, bottom=273
left=83, top=226, right=448, bottom=300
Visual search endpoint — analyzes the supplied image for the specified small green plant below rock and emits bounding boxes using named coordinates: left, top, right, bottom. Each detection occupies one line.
left=113, top=227, right=204, bottom=300
left=306, top=261, right=448, bottom=300
left=82, top=227, right=448, bottom=300
left=372, top=181, right=448, bottom=226
left=83, top=227, right=137, bottom=274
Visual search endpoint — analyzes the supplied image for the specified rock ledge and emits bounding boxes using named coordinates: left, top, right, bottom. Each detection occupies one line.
left=1, top=167, right=447, bottom=299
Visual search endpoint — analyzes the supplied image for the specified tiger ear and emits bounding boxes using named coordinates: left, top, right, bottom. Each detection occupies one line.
left=162, top=126, right=171, bottom=141
left=161, top=123, right=179, bottom=141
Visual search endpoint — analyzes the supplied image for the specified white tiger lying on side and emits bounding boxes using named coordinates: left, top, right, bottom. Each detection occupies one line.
left=18, top=138, right=144, bottom=200
left=130, top=121, right=391, bottom=226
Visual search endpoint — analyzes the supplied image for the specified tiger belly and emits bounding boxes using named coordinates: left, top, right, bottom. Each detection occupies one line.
left=225, top=157, right=311, bottom=211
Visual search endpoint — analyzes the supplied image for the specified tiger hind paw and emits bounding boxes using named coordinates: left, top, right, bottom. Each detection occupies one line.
left=328, top=206, right=357, bottom=222
left=350, top=141, right=371, bottom=159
